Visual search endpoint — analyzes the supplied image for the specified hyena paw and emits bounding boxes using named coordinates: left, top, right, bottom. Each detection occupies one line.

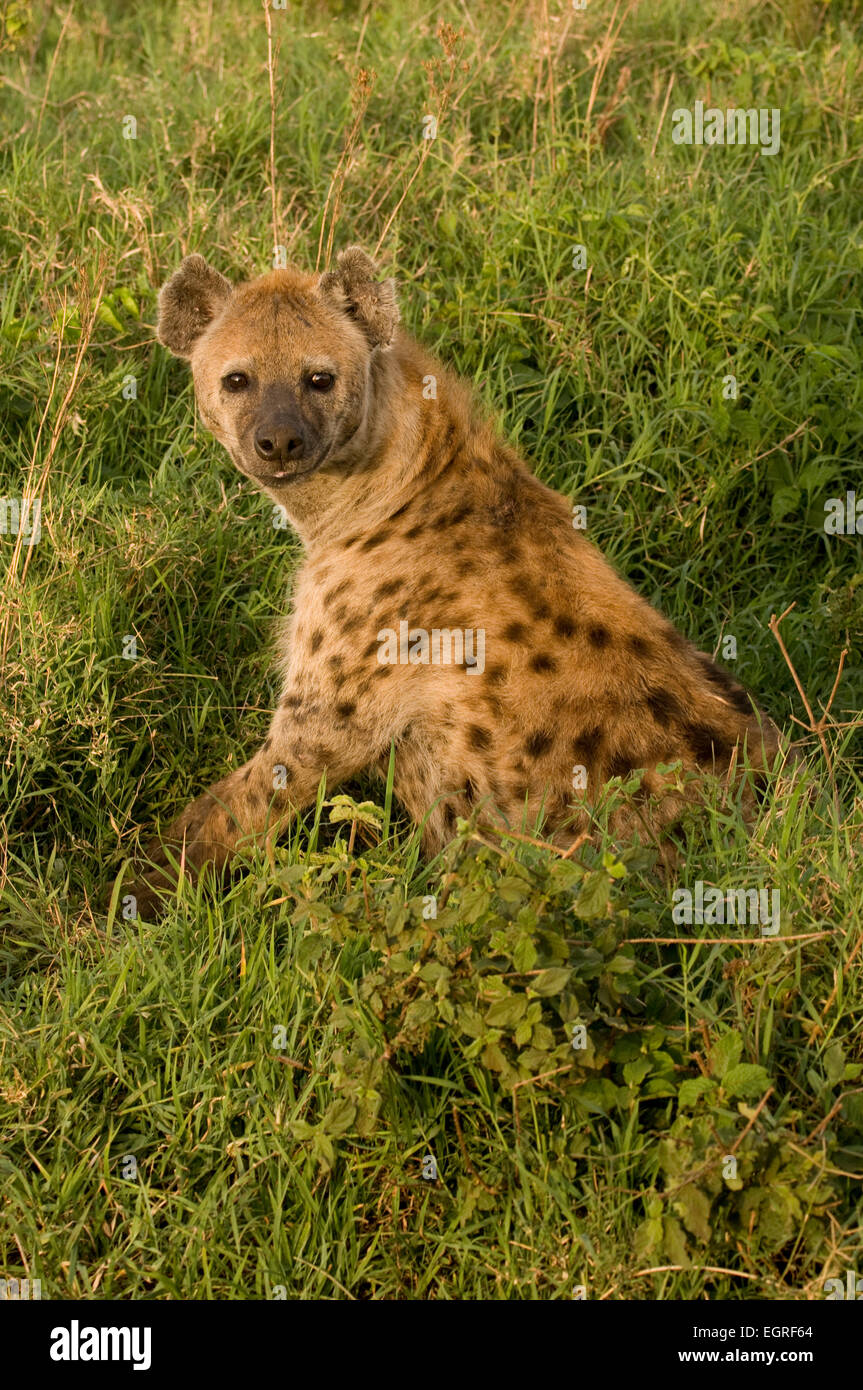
left=118, top=869, right=180, bottom=921
left=111, top=837, right=192, bottom=920
left=111, top=792, right=241, bottom=919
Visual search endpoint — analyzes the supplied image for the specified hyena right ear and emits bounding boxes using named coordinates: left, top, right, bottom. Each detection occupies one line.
left=318, top=246, right=399, bottom=350
left=157, top=254, right=233, bottom=358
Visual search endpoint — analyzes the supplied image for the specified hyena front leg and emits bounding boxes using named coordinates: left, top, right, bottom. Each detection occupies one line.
left=119, top=703, right=383, bottom=919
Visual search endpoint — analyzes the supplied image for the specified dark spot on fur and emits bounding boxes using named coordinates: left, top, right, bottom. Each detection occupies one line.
left=262, top=737, right=273, bottom=752
left=323, top=578, right=350, bottom=605
left=485, top=664, right=506, bottom=685
left=362, top=638, right=380, bottom=659
left=310, top=629, right=324, bottom=654
left=282, top=694, right=302, bottom=709
left=404, top=522, right=426, bottom=540
left=553, top=614, right=577, bottom=639
left=343, top=534, right=360, bottom=549
left=525, top=730, right=553, bottom=758
left=361, top=528, right=389, bottom=552
left=503, top=620, right=529, bottom=643
left=491, top=532, right=521, bottom=565
left=508, top=574, right=550, bottom=621
left=529, top=652, right=557, bottom=674
left=572, top=725, right=602, bottom=764
left=607, top=751, right=638, bottom=779
left=684, top=721, right=732, bottom=765
left=465, top=777, right=478, bottom=805
left=646, top=687, right=685, bottom=725
left=328, top=653, right=344, bottom=671
left=468, top=724, right=492, bottom=752
left=587, top=624, right=610, bottom=649
left=629, top=634, right=651, bottom=658
left=698, top=654, right=754, bottom=716
left=336, top=701, right=356, bottom=719
left=372, top=577, right=404, bottom=601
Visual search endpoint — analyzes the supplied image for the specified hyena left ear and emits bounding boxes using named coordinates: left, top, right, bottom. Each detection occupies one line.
left=318, top=246, right=399, bottom=350
left=157, top=254, right=233, bottom=358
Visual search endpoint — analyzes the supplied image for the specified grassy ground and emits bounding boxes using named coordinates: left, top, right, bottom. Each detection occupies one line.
left=1, top=0, right=862, bottom=1300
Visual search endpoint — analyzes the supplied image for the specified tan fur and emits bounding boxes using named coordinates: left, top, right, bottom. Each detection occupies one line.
left=121, top=247, right=782, bottom=916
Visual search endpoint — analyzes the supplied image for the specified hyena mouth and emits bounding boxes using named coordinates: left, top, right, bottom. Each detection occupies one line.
left=243, top=456, right=322, bottom=485
left=260, top=466, right=319, bottom=484
left=253, top=440, right=336, bottom=486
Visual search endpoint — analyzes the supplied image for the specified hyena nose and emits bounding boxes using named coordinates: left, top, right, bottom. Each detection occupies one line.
left=254, top=424, right=305, bottom=464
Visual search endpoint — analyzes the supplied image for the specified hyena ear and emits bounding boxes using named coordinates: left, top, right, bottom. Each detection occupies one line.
left=318, top=246, right=399, bottom=350
left=157, top=254, right=233, bottom=358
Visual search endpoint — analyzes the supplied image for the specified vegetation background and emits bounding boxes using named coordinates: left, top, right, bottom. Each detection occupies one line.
left=1, top=0, right=861, bottom=1299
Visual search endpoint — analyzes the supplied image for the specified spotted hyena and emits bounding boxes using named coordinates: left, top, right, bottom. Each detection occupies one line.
left=120, top=247, right=782, bottom=917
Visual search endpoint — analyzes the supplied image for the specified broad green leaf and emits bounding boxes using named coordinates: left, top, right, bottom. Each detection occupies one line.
left=322, top=1098, right=357, bottom=1136
left=531, top=966, right=572, bottom=996
left=575, top=871, right=611, bottom=919
left=709, top=1030, right=743, bottom=1081
left=723, top=1062, right=770, bottom=1100
left=485, top=996, right=527, bottom=1028
left=673, top=1183, right=712, bottom=1242
left=678, top=1076, right=715, bottom=1108
left=295, top=933, right=325, bottom=970
left=623, top=1056, right=652, bottom=1086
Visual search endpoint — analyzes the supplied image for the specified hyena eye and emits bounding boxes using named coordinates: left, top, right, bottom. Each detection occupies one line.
left=222, top=371, right=249, bottom=392
left=308, top=371, right=335, bottom=392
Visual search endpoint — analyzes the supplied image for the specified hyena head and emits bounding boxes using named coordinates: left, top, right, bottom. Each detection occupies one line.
left=156, top=247, right=399, bottom=492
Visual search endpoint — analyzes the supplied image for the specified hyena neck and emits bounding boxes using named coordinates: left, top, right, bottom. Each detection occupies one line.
left=270, top=332, right=484, bottom=553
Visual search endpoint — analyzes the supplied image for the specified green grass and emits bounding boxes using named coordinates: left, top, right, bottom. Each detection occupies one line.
left=1, top=0, right=862, bottom=1300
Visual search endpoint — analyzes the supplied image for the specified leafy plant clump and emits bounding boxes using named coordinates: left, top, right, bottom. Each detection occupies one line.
left=267, top=804, right=844, bottom=1267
